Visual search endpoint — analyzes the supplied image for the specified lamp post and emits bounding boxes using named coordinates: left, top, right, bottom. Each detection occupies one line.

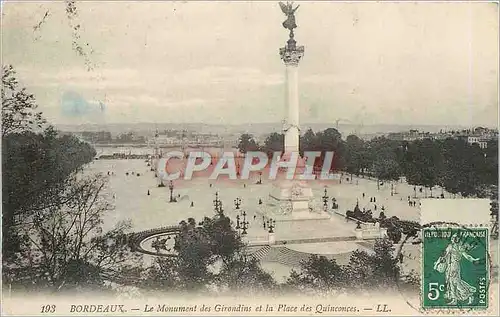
left=169, top=181, right=175, bottom=202
left=241, top=219, right=249, bottom=235
left=213, top=192, right=219, bottom=206
left=217, top=201, right=224, bottom=215
left=322, top=188, right=329, bottom=211
left=267, top=218, right=276, bottom=233
left=239, top=210, right=249, bottom=235
left=213, top=192, right=223, bottom=214
left=257, top=172, right=263, bottom=184
left=234, top=197, right=242, bottom=210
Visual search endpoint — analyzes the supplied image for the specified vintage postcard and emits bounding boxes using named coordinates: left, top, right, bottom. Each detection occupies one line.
left=1, top=0, right=498, bottom=316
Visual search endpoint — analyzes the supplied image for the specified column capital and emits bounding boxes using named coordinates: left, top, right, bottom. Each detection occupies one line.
left=280, top=45, right=305, bottom=66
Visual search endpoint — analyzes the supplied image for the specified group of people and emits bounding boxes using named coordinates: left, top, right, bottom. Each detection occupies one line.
left=407, top=196, right=418, bottom=207
left=124, top=171, right=141, bottom=176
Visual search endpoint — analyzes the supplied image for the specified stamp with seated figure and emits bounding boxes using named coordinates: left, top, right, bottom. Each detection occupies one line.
left=422, top=226, right=489, bottom=310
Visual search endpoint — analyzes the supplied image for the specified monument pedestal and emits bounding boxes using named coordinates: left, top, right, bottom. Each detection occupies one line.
left=260, top=180, right=331, bottom=222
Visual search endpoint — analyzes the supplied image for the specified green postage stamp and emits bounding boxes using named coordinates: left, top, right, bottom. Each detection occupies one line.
left=422, top=227, right=490, bottom=310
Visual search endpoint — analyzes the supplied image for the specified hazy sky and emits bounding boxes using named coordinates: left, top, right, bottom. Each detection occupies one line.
left=2, top=1, right=498, bottom=127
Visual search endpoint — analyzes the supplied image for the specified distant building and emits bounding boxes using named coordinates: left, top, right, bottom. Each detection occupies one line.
left=386, top=127, right=498, bottom=148
left=386, top=130, right=433, bottom=141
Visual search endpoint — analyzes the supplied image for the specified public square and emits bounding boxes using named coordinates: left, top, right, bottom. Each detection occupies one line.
left=87, top=156, right=445, bottom=279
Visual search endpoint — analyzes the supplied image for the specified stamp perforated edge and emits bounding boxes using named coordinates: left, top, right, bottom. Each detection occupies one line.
left=418, top=222, right=495, bottom=315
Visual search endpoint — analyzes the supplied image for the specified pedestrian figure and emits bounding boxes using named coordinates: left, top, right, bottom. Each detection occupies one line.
left=178, top=193, right=180, bottom=198
left=190, top=202, right=194, bottom=207
left=210, top=183, right=212, bottom=188
left=374, top=205, right=377, bottom=210
left=419, top=187, right=423, bottom=193
left=373, top=197, right=376, bottom=203
left=263, top=222, right=266, bottom=229
left=382, top=205, right=385, bottom=211
left=408, top=195, right=410, bottom=201
left=254, top=215, right=257, bottom=220
left=113, top=194, right=116, bottom=199
left=363, top=193, right=365, bottom=198
left=370, top=197, right=373, bottom=202
left=259, top=198, right=263, bottom=205
left=107, top=171, right=110, bottom=176
left=147, top=190, right=150, bottom=196
left=244, top=184, right=246, bottom=188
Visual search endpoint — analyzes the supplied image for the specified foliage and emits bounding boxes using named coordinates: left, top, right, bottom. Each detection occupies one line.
left=2, top=64, right=138, bottom=294
left=261, top=132, right=284, bottom=158
left=287, top=239, right=402, bottom=294
left=216, top=256, right=276, bottom=294
left=344, top=135, right=369, bottom=177
left=141, top=213, right=276, bottom=294
left=286, top=255, right=345, bottom=294
left=2, top=65, right=46, bottom=136
left=404, top=139, right=442, bottom=195
left=237, top=133, right=260, bottom=154
left=345, top=239, right=400, bottom=291
left=239, top=127, right=497, bottom=198
left=369, top=137, right=401, bottom=183
left=3, top=175, right=141, bottom=292
left=2, top=128, right=96, bottom=261
left=139, top=257, right=181, bottom=292
left=170, top=213, right=245, bottom=291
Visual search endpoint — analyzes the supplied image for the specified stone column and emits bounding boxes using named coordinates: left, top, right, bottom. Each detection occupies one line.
left=280, top=38, right=304, bottom=154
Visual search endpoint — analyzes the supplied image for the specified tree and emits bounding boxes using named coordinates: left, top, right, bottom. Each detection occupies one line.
left=262, top=132, right=284, bottom=158
left=3, top=175, right=141, bottom=292
left=172, top=213, right=244, bottom=291
left=286, top=255, right=345, bottom=295
left=2, top=65, right=46, bottom=136
left=483, top=139, right=498, bottom=185
left=216, top=257, right=276, bottom=294
left=344, top=238, right=400, bottom=290
left=139, top=257, right=181, bottom=293
left=2, top=128, right=96, bottom=261
left=440, top=138, right=484, bottom=197
left=369, top=137, right=401, bottom=189
left=316, top=128, right=345, bottom=171
left=404, top=139, right=442, bottom=197
left=371, top=238, right=400, bottom=287
left=344, top=135, right=366, bottom=179
left=299, top=128, right=318, bottom=156
left=344, top=249, right=375, bottom=290
left=237, top=133, right=259, bottom=154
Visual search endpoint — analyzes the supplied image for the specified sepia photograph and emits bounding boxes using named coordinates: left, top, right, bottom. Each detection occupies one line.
left=1, top=0, right=498, bottom=315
